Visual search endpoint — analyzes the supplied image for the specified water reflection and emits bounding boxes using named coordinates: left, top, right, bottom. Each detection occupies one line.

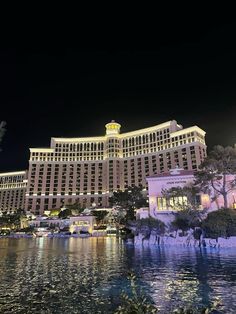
left=0, top=238, right=236, bottom=313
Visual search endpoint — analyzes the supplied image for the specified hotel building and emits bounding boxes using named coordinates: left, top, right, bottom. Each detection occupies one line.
left=0, top=171, right=28, bottom=215
left=25, top=120, right=206, bottom=214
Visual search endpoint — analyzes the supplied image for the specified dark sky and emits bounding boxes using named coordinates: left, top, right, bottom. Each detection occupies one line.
left=1, top=21, right=236, bottom=172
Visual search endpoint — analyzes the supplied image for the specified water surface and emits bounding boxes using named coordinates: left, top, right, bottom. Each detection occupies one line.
left=0, top=237, right=235, bottom=313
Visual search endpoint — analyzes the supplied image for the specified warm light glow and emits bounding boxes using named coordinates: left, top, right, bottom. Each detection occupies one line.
left=105, top=121, right=121, bottom=135
left=200, top=194, right=210, bottom=208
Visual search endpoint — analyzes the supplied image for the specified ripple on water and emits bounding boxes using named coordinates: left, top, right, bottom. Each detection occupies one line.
left=0, top=238, right=236, bottom=313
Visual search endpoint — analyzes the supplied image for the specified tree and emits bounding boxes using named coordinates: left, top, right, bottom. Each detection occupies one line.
left=171, top=209, right=202, bottom=234
left=0, top=121, right=6, bottom=151
left=162, top=184, right=200, bottom=210
left=201, top=208, right=236, bottom=239
left=58, top=208, right=72, bottom=219
left=64, top=201, right=85, bottom=216
left=110, top=186, right=147, bottom=209
left=114, top=273, right=219, bottom=314
left=105, top=208, right=126, bottom=225
left=114, top=273, right=158, bottom=314
left=109, top=186, right=148, bottom=222
left=0, top=209, right=26, bottom=230
left=135, top=217, right=165, bottom=236
left=195, top=145, right=236, bottom=208
left=91, top=210, right=108, bottom=225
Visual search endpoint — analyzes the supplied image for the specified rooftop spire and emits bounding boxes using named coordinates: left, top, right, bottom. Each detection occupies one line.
left=105, top=121, right=121, bottom=136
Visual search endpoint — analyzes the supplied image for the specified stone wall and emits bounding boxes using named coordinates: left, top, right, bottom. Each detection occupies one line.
left=134, top=233, right=236, bottom=248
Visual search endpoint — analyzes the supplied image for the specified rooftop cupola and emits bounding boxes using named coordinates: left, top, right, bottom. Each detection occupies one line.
left=105, top=120, right=121, bottom=136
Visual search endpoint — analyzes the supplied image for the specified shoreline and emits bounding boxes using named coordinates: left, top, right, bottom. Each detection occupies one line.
left=0, top=233, right=112, bottom=239
left=132, top=234, right=236, bottom=249
left=1, top=234, right=236, bottom=250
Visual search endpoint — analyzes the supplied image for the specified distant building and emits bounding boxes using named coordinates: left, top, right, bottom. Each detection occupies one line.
left=25, top=120, right=207, bottom=214
left=0, top=171, right=28, bottom=215
left=29, top=215, right=95, bottom=234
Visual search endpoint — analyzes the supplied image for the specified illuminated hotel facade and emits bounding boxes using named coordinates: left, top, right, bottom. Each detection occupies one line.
left=0, top=171, right=28, bottom=215
left=25, top=120, right=207, bottom=214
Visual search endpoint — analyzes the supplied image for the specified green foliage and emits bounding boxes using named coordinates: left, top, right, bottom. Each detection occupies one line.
left=92, top=210, right=108, bottom=224
left=172, top=209, right=202, bottom=232
left=193, top=228, right=202, bottom=240
left=109, top=186, right=147, bottom=210
left=58, top=208, right=72, bottom=219
left=114, top=274, right=158, bottom=314
left=136, top=217, right=165, bottom=236
left=65, top=201, right=85, bottom=216
left=0, top=209, right=26, bottom=229
left=125, top=207, right=136, bottom=222
left=120, top=227, right=133, bottom=239
left=114, top=274, right=219, bottom=314
left=162, top=185, right=200, bottom=210
left=109, top=186, right=148, bottom=224
left=106, top=208, right=127, bottom=225
left=195, top=145, right=236, bottom=208
left=201, top=208, right=236, bottom=239
left=58, top=202, right=86, bottom=218
left=172, top=217, right=189, bottom=233
left=171, top=301, right=219, bottom=313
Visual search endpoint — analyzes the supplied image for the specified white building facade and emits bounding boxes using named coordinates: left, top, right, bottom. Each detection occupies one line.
left=29, top=215, right=95, bottom=234
left=25, top=120, right=207, bottom=214
left=146, top=168, right=236, bottom=218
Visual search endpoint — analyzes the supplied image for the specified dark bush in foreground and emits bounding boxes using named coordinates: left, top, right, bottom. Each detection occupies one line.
left=135, top=217, right=165, bottom=236
left=114, top=274, right=219, bottom=313
left=201, top=208, right=236, bottom=239
left=171, top=209, right=202, bottom=235
left=114, top=274, right=157, bottom=314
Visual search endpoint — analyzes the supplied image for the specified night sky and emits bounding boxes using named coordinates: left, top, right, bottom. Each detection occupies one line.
left=1, top=21, right=236, bottom=172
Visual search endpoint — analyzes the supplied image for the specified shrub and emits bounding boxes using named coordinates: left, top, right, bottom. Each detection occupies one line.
left=201, top=208, right=236, bottom=239
left=114, top=274, right=157, bottom=314
left=114, top=274, right=219, bottom=314
left=193, top=228, right=202, bottom=240
left=172, top=209, right=202, bottom=234
left=136, top=217, right=165, bottom=236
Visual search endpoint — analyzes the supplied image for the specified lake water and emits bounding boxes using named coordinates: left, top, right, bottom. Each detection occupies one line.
left=0, top=237, right=236, bottom=313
